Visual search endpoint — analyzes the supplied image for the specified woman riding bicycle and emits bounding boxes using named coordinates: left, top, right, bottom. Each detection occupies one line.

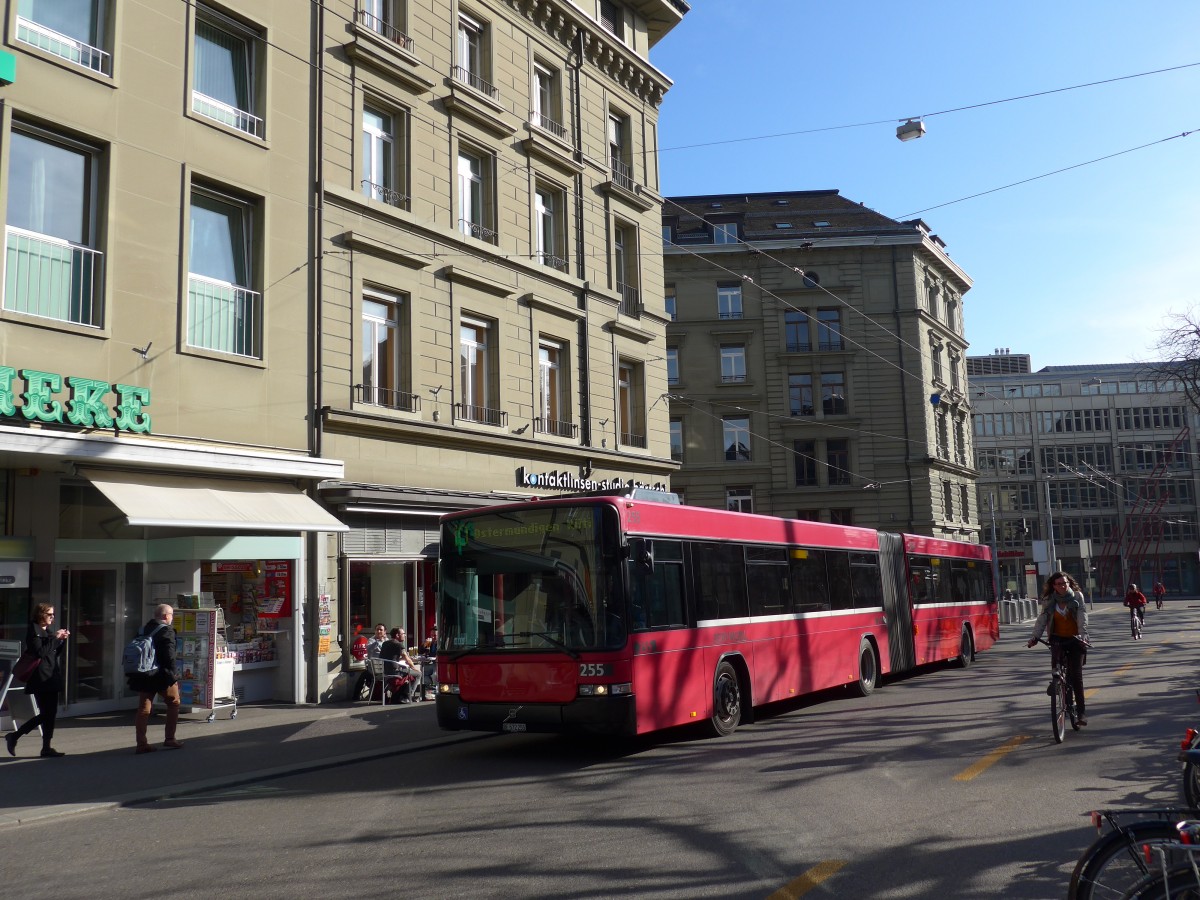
left=1027, top=571, right=1090, bottom=726
left=1123, top=584, right=1147, bottom=639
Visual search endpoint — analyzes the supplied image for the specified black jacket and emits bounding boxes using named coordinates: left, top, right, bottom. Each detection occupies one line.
left=126, top=619, right=178, bottom=693
left=24, top=622, right=65, bottom=696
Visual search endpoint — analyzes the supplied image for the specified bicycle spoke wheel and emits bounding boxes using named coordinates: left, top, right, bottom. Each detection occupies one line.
left=1052, top=680, right=1067, bottom=744
left=1069, top=820, right=1181, bottom=900
left=1122, top=861, right=1200, bottom=900
left=1184, top=761, right=1200, bottom=809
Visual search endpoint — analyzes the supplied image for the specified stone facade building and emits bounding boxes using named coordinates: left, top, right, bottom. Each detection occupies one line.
left=663, top=190, right=978, bottom=541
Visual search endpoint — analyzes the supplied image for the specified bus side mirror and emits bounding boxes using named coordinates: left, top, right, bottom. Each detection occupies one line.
left=629, top=539, right=654, bottom=570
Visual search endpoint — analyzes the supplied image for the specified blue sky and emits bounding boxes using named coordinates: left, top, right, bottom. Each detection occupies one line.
left=650, top=1, right=1200, bottom=369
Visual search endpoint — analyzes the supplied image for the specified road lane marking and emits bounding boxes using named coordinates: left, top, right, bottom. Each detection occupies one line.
left=953, top=735, right=1030, bottom=782
left=1113, top=663, right=1134, bottom=677
left=768, top=860, right=847, bottom=899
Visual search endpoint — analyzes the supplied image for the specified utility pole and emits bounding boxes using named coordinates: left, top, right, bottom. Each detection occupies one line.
left=1043, top=479, right=1059, bottom=573
left=987, top=493, right=1001, bottom=599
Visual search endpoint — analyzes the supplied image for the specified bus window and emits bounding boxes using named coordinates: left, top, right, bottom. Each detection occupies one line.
left=949, top=562, right=971, bottom=603
left=826, top=551, right=853, bottom=610
left=746, top=546, right=790, bottom=616
left=693, top=542, right=749, bottom=621
left=629, top=540, right=686, bottom=631
left=789, top=548, right=830, bottom=613
left=849, top=552, right=883, bottom=608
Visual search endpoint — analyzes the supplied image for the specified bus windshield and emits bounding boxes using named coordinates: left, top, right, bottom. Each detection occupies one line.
left=439, top=504, right=624, bottom=654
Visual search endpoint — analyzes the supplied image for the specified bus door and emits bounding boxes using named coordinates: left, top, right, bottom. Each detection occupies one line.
left=878, top=532, right=915, bottom=673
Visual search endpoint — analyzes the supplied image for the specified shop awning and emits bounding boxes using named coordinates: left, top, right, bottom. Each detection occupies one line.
left=81, top=469, right=348, bottom=532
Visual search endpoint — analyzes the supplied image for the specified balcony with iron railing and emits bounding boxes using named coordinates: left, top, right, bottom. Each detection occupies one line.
left=17, top=16, right=111, bottom=75
left=354, top=383, right=421, bottom=413
left=529, top=111, right=568, bottom=141
left=361, top=180, right=409, bottom=208
left=192, top=91, right=264, bottom=139
left=455, top=402, right=507, bottom=427
left=617, top=282, right=642, bottom=318
left=537, top=251, right=569, bottom=273
left=187, top=274, right=262, bottom=359
left=4, top=226, right=103, bottom=327
left=786, top=341, right=813, bottom=352
left=534, top=417, right=578, bottom=439
left=451, top=66, right=499, bottom=101
left=621, top=431, right=647, bottom=449
left=610, top=156, right=634, bottom=192
left=721, top=374, right=747, bottom=384
left=818, top=340, right=844, bottom=351
left=356, top=8, right=414, bottom=52
left=459, top=219, right=497, bottom=243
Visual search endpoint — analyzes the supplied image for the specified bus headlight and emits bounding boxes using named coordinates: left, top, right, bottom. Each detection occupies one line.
left=578, top=683, right=632, bottom=697
left=439, top=683, right=460, bottom=695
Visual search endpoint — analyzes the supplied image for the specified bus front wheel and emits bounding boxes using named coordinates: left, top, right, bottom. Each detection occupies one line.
left=854, top=641, right=878, bottom=697
left=709, top=661, right=742, bottom=737
left=957, top=628, right=974, bottom=669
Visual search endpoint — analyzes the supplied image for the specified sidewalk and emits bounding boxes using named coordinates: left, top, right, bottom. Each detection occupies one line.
left=0, top=700, right=481, bottom=830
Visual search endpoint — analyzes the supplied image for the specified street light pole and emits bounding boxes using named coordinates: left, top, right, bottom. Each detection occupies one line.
left=1044, top=479, right=1059, bottom=573
left=987, top=493, right=1001, bottom=599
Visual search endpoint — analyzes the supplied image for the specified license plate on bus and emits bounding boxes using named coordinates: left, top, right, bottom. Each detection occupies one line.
left=502, top=722, right=527, bottom=733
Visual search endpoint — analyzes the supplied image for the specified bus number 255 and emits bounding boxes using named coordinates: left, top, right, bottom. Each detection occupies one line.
left=579, top=663, right=610, bottom=677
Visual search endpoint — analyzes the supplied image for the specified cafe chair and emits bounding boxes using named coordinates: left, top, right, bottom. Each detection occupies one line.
left=366, top=657, right=389, bottom=706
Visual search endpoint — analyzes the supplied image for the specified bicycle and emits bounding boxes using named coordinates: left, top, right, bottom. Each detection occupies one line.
left=1068, top=809, right=1197, bottom=900
left=1037, top=637, right=1087, bottom=743
left=1120, top=824, right=1200, bottom=899
left=1132, top=610, right=1145, bottom=641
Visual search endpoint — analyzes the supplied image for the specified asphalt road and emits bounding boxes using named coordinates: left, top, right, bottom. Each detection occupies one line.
left=4, top=599, right=1197, bottom=899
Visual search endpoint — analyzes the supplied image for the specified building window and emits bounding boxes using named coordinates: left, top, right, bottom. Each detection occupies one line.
left=960, top=484, right=970, bottom=522
left=669, top=418, right=684, bottom=461
left=796, top=509, right=821, bottom=522
left=662, top=223, right=673, bottom=246
left=727, top=487, right=753, bottom=513
left=16, top=0, right=111, bottom=75
left=789, top=374, right=814, bottom=416
left=717, top=284, right=743, bottom=319
left=829, top=508, right=853, bottom=526
left=534, top=183, right=567, bottom=271
left=362, top=104, right=406, bottom=207
left=931, top=340, right=944, bottom=383
left=192, top=8, right=263, bottom=138
left=536, top=338, right=572, bottom=436
left=358, top=0, right=411, bottom=49
left=530, top=62, right=565, bottom=140
left=802, top=270, right=820, bottom=288
left=949, top=354, right=961, bottom=392
left=943, top=481, right=954, bottom=520
left=458, top=316, right=503, bottom=425
left=4, top=125, right=104, bottom=328
left=608, top=112, right=632, bottom=190
left=720, top=345, right=746, bottom=383
left=723, top=416, right=750, bottom=461
left=187, top=186, right=260, bottom=358
left=664, top=285, right=677, bottom=321
left=618, top=360, right=645, bottom=447
left=614, top=220, right=640, bottom=316
left=359, top=289, right=413, bottom=411
left=666, top=347, right=679, bottom=386
left=816, top=308, right=842, bottom=350
left=785, top=310, right=810, bottom=352
left=712, top=222, right=738, bottom=244
left=457, top=149, right=495, bottom=242
left=794, top=440, right=817, bottom=486
left=936, top=411, right=949, bottom=459
left=954, top=416, right=967, bottom=465
left=454, top=12, right=496, bottom=98
left=599, top=0, right=624, bottom=41
left=821, top=372, right=846, bottom=415
left=826, top=439, right=850, bottom=485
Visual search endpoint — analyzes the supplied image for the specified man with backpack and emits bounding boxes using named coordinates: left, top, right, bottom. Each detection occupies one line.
left=126, top=603, right=183, bottom=754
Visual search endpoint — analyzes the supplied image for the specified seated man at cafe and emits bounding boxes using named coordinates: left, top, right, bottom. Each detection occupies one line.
left=380, top=627, right=420, bottom=703
left=420, top=625, right=438, bottom=699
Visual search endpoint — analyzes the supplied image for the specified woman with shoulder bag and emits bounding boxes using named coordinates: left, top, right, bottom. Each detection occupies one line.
left=6, top=602, right=69, bottom=758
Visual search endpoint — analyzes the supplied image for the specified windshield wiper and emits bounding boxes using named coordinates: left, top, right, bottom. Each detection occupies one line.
left=515, top=631, right=581, bottom=659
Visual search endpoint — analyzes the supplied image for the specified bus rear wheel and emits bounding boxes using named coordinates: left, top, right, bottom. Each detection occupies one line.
left=854, top=641, right=878, bottom=697
left=709, top=661, right=741, bottom=737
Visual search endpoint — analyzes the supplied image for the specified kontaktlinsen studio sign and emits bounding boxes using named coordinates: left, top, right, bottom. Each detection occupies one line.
left=0, top=366, right=151, bottom=434
left=516, top=466, right=667, bottom=493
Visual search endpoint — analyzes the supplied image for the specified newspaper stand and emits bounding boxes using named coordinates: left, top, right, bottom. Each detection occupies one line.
left=174, top=605, right=238, bottom=722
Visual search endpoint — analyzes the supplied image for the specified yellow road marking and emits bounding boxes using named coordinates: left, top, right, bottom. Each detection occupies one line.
left=768, top=860, right=847, bottom=900
left=953, top=734, right=1030, bottom=782
left=1085, top=688, right=1099, bottom=698
left=1113, top=663, right=1134, bottom=677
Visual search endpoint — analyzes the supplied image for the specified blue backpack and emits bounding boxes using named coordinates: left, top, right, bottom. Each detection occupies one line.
left=122, top=623, right=166, bottom=676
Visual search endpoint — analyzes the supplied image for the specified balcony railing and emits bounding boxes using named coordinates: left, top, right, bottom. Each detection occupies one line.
left=621, top=431, right=647, bottom=448
left=192, top=91, right=264, bottom=138
left=455, top=402, right=507, bottom=427
left=459, top=219, right=497, bottom=243
left=617, top=282, right=642, bottom=318
left=786, top=341, right=813, bottom=352
left=354, top=384, right=420, bottom=412
left=529, top=111, right=568, bottom=141
left=718, top=310, right=744, bottom=320
left=187, top=274, right=262, bottom=359
left=819, top=339, right=844, bottom=351
left=610, top=156, right=634, bottom=192
left=356, top=8, right=415, bottom=52
left=451, top=66, right=499, bottom=101
left=537, top=251, right=569, bottom=272
left=17, top=16, right=111, bottom=75
left=534, top=417, right=578, bottom=439
left=361, top=180, right=408, bottom=208
left=4, top=226, right=103, bottom=327
left=721, top=374, right=747, bottom=384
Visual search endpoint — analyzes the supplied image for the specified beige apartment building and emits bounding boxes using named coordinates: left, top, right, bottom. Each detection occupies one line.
left=312, top=0, right=685, bottom=698
left=0, top=1, right=346, bottom=721
left=664, top=190, right=979, bottom=540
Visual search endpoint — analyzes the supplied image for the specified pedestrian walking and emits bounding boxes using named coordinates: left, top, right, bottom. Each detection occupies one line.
left=127, top=603, right=184, bottom=754
left=6, top=602, right=69, bottom=758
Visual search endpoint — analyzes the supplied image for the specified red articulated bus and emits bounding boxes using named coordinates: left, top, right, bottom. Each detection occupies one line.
left=435, top=490, right=998, bottom=738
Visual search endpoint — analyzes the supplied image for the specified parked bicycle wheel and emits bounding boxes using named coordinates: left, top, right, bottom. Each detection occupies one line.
left=1121, top=860, right=1200, bottom=899
left=1069, top=820, right=1182, bottom=900
left=1184, top=756, right=1200, bottom=809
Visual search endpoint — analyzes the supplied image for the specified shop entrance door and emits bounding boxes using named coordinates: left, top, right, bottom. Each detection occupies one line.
left=60, top=566, right=124, bottom=712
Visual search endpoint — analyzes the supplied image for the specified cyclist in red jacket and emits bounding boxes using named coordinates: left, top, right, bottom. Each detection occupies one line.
left=1123, top=584, right=1147, bottom=639
left=1153, top=580, right=1166, bottom=610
